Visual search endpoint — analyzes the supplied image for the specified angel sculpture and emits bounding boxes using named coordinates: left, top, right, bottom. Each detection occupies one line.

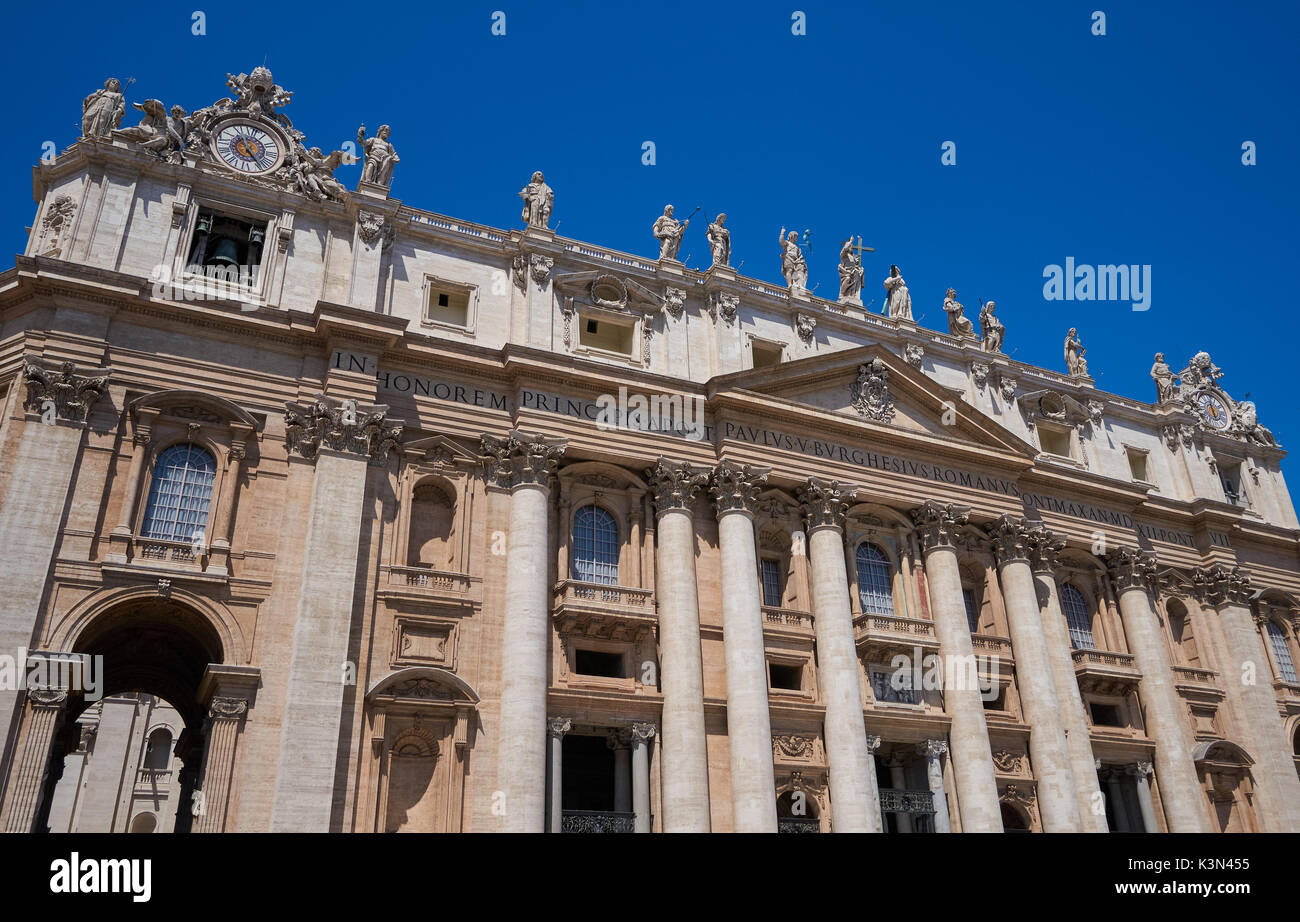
left=292, top=147, right=350, bottom=201
left=117, top=100, right=186, bottom=161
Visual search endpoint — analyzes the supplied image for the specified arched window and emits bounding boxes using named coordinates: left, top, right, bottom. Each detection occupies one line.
left=1061, top=584, right=1096, bottom=650
left=143, top=728, right=172, bottom=770
left=572, top=505, right=619, bottom=585
left=140, top=444, right=217, bottom=543
left=1265, top=621, right=1298, bottom=684
left=855, top=543, right=894, bottom=616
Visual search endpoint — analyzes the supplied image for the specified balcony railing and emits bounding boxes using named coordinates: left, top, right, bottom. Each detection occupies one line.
left=387, top=566, right=474, bottom=595
left=762, top=607, right=814, bottom=635
left=560, top=810, right=635, bottom=833
left=1172, top=665, right=1221, bottom=689
left=777, top=816, right=821, bottom=833
left=554, top=579, right=653, bottom=612
left=134, top=768, right=172, bottom=795
left=855, top=613, right=940, bottom=661
left=878, top=788, right=935, bottom=815
left=969, top=634, right=1013, bottom=658
left=1072, top=648, right=1142, bottom=695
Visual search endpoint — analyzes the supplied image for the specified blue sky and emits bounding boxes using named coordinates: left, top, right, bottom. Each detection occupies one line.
left=4, top=1, right=1297, bottom=458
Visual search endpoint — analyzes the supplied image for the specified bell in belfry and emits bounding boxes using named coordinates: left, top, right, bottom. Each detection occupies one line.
left=208, top=236, right=240, bottom=267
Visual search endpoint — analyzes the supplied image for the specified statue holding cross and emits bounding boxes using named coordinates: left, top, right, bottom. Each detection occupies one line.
left=838, top=235, right=872, bottom=303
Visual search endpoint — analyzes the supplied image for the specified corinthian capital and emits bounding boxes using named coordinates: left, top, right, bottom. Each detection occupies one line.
left=24, top=360, right=110, bottom=424
left=645, top=457, right=709, bottom=514
left=284, top=395, right=404, bottom=466
left=481, top=429, right=567, bottom=489
left=797, top=477, right=855, bottom=531
left=1190, top=563, right=1254, bottom=608
left=1029, top=529, right=1067, bottom=574
left=984, top=514, right=1037, bottom=565
left=910, top=499, right=970, bottom=551
left=709, top=460, right=769, bottom=516
left=1106, top=546, right=1159, bottom=593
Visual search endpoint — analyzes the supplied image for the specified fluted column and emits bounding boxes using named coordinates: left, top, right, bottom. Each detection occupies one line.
left=986, top=516, right=1081, bottom=832
left=2, top=681, right=68, bottom=833
left=918, top=739, right=952, bottom=833
left=711, top=461, right=777, bottom=832
left=631, top=721, right=655, bottom=833
left=865, top=733, right=883, bottom=833
left=1031, top=533, right=1108, bottom=832
left=193, top=665, right=259, bottom=833
left=911, top=500, right=1002, bottom=832
left=644, top=458, right=711, bottom=831
left=1192, top=564, right=1300, bottom=832
left=1130, top=760, right=1160, bottom=832
left=797, top=477, right=878, bottom=832
left=484, top=430, right=566, bottom=832
left=1104, top=768, right=1131, bottom=831
left=546, top=717, right=569, bottom=833
left=1107, top=548, right=1209, bottom=832
left=610, top=731, right=632, bottom=813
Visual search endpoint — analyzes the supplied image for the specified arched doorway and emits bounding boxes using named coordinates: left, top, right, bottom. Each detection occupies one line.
left=34, top=596, right=225, bottom=833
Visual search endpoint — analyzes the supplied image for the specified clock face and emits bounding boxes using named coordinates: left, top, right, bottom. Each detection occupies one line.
left=1197, top=393, right=1231, bottom=430
left=212, top=120, right=284, bottom=175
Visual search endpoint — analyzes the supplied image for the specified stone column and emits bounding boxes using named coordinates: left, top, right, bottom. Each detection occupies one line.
left=0, top=362, right=108, bottom=791
left=1107, top=548, right=1209, bottom=832
left=797, top=477, right=878, bottom=832
left=1130, top=760, right=1160, bottom=833
left=269, top=396, right=404, bottom=832
left=711, top=461, right=778, bottom=832
left=1, top=684, right=68, bottom=833
left=610, top=732, right=632, bottom=814
left=631, top=721, right=655, bottom=833
left=918, top=739, right=952, bottom=833
left=1031, top=533, right=1109, bottom=832
left=546, top=717, right=569, bottom=833
left=107, top=406, right=158, bottom=557
left=910, top=500, right=1002, bottom=832
left=644, top=459, right=711, bottom=831
left=1192, top=564, right=1300, bottom=833
left=484, top=430, right=566, bottom=833
left=865, top=733, right=884, bottom=833
left=193, top=665, right=259, bottom=834
left=886, top=755, right=912, bottom=833
left=985, top=515, right=1081, bottom=832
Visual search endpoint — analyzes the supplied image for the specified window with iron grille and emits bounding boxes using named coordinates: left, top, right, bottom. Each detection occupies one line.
left=760, top=558, right=783, bottom=608
left=1266, top=621, right=1299, bottom=684
left=140, top=444, right=216, bottom=543
left=1060, top=583, right=1096, bottom=650
left=855, top=543, right=894, bottom=615
left=572, top=505, right=619, bottom=585
left=963, top=588, right=980, bottom=634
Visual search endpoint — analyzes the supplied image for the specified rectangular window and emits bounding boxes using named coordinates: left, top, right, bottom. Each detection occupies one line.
left=1090, top=702, right=1124, bottom=727
left=751, top=341, right=783, bottom=369
left=1126, top=448, right=1148, bottom=483
left=1038, top=427, right=1071, bottom=458
left=424, top=283, right=472, bottom=328
left=760, top=558, right=783, bottom=608
left=579, top=318, right=634, bottom=355
left=1218, top=462, right=1247, bottom=507
left=982, top=686, right=1006, bottom=711
left=186, top=208, right=267, bottom=284
left=769, top=662, right=802, bottom=691
left=575, top=649, right=625, bottom=679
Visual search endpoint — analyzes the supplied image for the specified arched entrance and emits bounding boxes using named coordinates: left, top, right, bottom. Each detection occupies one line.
left=6, top=593, right=256, bottom=834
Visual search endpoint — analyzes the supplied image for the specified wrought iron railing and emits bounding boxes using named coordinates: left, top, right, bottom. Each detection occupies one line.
left=560, top=810, right=635, bottom=833
left=878, top=788, right=935, bottom=815
left=777, top=816, right=821, bottom=833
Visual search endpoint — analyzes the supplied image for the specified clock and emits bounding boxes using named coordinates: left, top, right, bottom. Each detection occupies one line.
left=1196, top=392, right=1231, bottom=430
left=211, top=119, right=284, bottom=175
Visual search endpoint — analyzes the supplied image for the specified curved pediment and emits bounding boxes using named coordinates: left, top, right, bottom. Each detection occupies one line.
left=366, top=666, right=480, bottom=705
left=129, top=388, right=258, bottom=428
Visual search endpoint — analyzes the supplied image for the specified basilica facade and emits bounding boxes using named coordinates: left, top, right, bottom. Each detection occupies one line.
left=1, top=67, right=1299, bottom=834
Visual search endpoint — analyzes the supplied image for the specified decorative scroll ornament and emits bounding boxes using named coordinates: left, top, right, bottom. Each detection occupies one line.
left=918, top=739, right=949, bottom=759
left=208, top=696, right=248, bottom=720
left=28, top=688, right=69, bottom=708
left=38, top=195, right=77, bottom=257
left=794, top=312, right=817, bottom=344
left=645, top=457, right=709, bottom=514
left=1105, top=546, right=1159, bottom=593
left=1190, top=563, right=1254, bottom=608
left=998, top=372, right=1018, bottom=403
left=24, top=360, right=110, bottom=423
left=904, top=343, right=924, bottom=370
left=1162, top=423, right=1196, bottom=452
left=481, top=429, right=567, bottom=489
left=1000, top=784, right=1036, bottom=810
left=797, top=477, right=855, bottom=531
left=774, top=735, right=816, bottom=759
left=991, top=749, right=1024, bottom=774
left=357, top=211, right=386, bottom=245
left=548, top=716, right=572, bottom=738
left=663, top=286, right=687, bottom=320
left=284, top=396, right=404, bottom=466
left=850, top=358, right=896, bottom=423
left=709, top=460, right=769, bottom=515
left=629, top=721, right=657, bottom=742
left=971, top=361, right=990, bottom=391
left=709, top=291, right=739, bottom=326
left=911, top=500, right=970, bottom=551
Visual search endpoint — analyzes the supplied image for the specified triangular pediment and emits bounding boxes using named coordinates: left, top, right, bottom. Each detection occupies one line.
left=711, top=344, right=1037, bottom=459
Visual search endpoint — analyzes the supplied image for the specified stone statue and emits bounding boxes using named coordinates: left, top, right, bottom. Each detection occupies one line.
left=944, top=288, right=974, bottom=338
left=81, top=78, right=126, bottom=139
left=838, top=238, right=864, bottom=302
left=292, top=146, right=349, bottom=202
left=883, top=265, right=912, bottom=319
left=519, top=171, right=553, bottom=228
left=706, top=213, right=730, bottom=266
left=1064, top=327, right=1088, bottom=377
left=779, top=227, right=808, bottom=291
left=117, top=100, right=186, bottom=162
left=979, top=300, right=1005, bottom=353
left=652, top=205, right=690, bottom=260
left=1150, top=353, right=1177, bottom=403
left=227, top=67, right=293, bottom=126
left=1234, top=401, right=1277, bottom=446
left=356, top=124, right=400, bottom=186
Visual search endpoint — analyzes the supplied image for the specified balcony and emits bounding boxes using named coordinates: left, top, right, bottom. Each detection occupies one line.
left=1073, top=648, right=1142, bottom=695
left=553, top=580, right=656, bottom=639
left=560, top=810, right=635, bottom=833
left=377, top=566, right=480, bottom=614
left=878, top=788, right=936, bottom=832
left=1172, top=665, right=1222, bottom=692
left=854, top=613, right=940, bottom=662
left=133, top=768, right=172, bottom=797
left=777, top=816, right=821, bottom=834
left=762, top=607, right=815, bottom=640
left=103, top=536, right=228, bottom=583
left=1274, top=679, right=1300, bottom=703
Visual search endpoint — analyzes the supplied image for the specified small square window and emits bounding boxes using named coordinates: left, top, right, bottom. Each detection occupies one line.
left=982, top=686, right=1007, bottom=711
left=424, top=280, right=473, bottom=329
left=1038, top=427, right=1071, bottom=458
left=1126, top=448, right=1148, bottom=483
left=769, top=663, right=803, bottom=691
left=579, top=317, right=634, bottom=355
left=1090, top=702, right=1124, bottom=727
left=575, top=649, right=625, bottom=678
left=751, top=341, right=783, bottom=369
